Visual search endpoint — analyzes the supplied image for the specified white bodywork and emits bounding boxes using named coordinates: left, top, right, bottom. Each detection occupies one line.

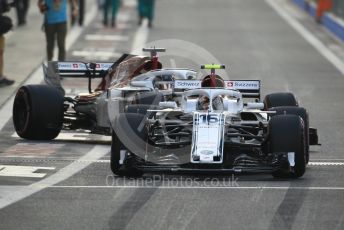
left=180, top=88, right=242, bottom=164
left=172, top=80, right=265, bottom=164
left=191, top=112, right=225, bottom=163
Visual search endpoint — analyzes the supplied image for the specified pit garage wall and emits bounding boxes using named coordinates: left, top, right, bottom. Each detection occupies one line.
left=292, top=0, right=344, bottom=42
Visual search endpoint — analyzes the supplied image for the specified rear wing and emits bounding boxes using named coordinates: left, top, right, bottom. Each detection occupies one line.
left=174, top=80, right=261, bottom=99
left=48, top=54, right=132, bottom=78
left=56, top=62, right=113, bottom=78
left=43, top=54, right=133, bottom=94
left=44, top=62, right=113, bottom=94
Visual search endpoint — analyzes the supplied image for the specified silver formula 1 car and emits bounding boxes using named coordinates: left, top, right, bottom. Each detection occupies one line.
left=12, top=48, right=196, bottom=139
left=108, top=64, right=319, bottom=178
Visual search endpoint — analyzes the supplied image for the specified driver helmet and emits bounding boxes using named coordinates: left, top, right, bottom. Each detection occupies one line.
left=201, top=75, right=225, bottom=88
left=198, top=75, right=225, bottom=110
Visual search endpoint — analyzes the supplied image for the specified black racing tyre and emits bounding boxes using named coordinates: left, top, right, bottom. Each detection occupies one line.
left=13, top=85, right=64, bottom=140
left=110, top=113, right=146, bottom=177
left=134, top=91, right=164, bottom=105
left=264, top=92, right=298, bottom=109
left=269, top=106, right=310, bottom=164
left=269, top=114, right=306, bottom=178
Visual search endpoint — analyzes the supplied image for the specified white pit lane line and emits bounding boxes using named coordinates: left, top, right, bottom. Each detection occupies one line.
left=0, top=145, right=109, bottom=209
left=308, top=162, right=344, bottom=166
left=85, top=34, right=129, bottom=42
left=72, top=50, right=122, bottom=60
left=0, top=0, right=150, bottom=210
left=2, top=158, right=344, bottom=166
left=0, top=165, right=55, bottom=178
left=46, top=186, right=344, bottom=190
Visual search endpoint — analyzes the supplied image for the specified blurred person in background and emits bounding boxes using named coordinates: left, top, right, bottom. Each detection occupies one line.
left=0, top=0, right=15, bottom=87
left=103, top=0, right=120, bottom=28
left=70, top=0, right=84, bottom=26
left=15, top=0, right=29, bottom=26
left=38, top=0, right=78, bottom=61
left=138, top=0, right=155, bottom=28
left=97, top=0, right=103, bottom=10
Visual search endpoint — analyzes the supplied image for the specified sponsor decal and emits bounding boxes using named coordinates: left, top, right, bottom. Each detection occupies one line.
left=174, top=80, right=201, bottom=89
left=58, top=62, right=85, bottom=70
left=227, top=81, right=234, bottom=87
left=97, top=63, right=112, bottom=70
left=58, top=63, right=73, bottom=70
left=174, top=80, right=259, bottom=90
left=91, top=63, right=112, bottom=70
left=201, top=150, right=214, bottom=155
left=57, top=62, right=112, bottom=71
left=225, top=80, right=260, bottom=90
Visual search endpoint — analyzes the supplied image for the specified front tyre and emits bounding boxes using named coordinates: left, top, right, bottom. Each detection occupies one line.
left=269, top=114, right=306, bottom=178
left=269, top=106, right=310, bottom=164
left=110, top=113, right=146, bottom=177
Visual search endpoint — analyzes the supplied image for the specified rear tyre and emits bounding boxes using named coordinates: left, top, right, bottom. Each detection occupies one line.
left=264, top=92, right=298, bottom=109
left=269, top=106, right=310, bottom=163
left=269, top=114, right=306, bottom=178
left=13, top=85, right=64, bottom=140
left=110, top=113, right=146, bottom=177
